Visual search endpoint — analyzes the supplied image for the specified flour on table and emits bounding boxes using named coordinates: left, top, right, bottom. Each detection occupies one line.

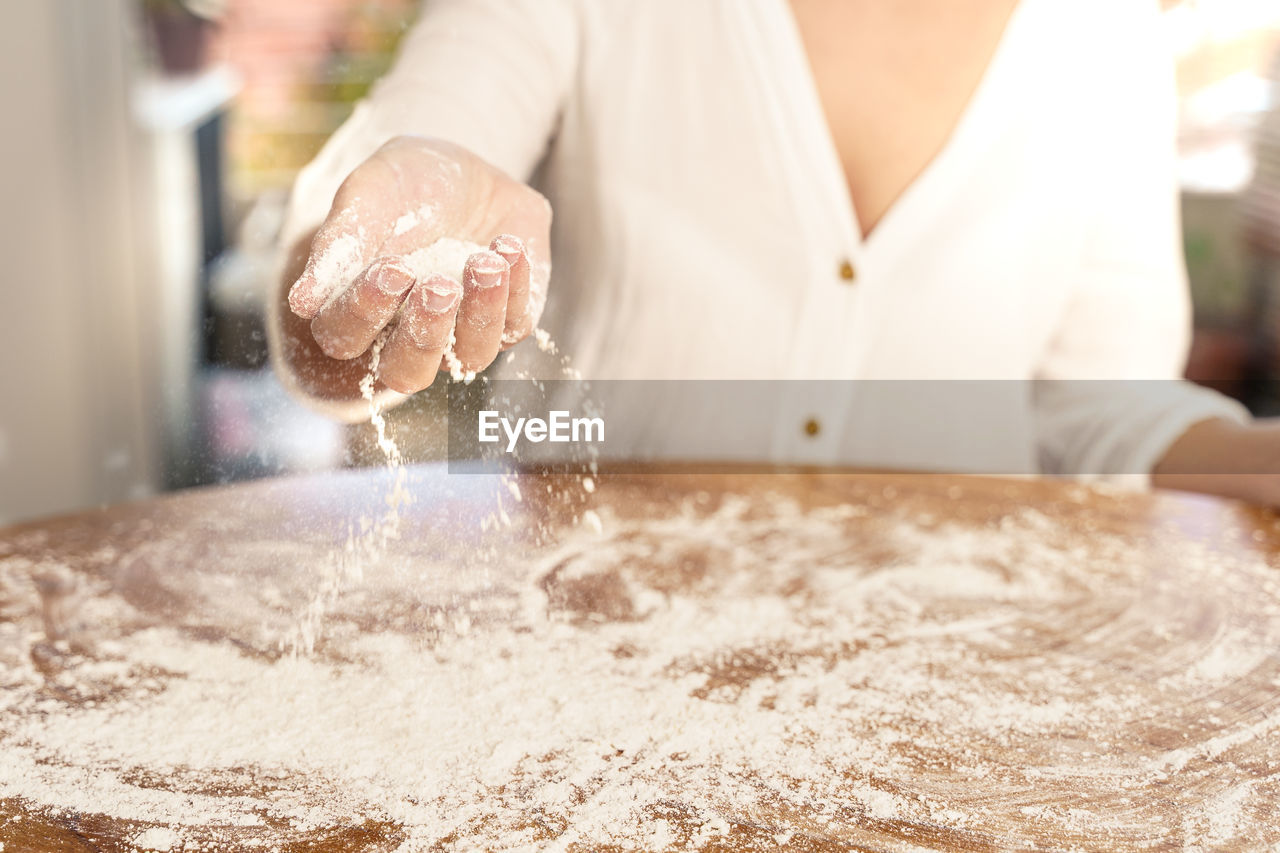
left=130, top=827, right=181, bottom=851
left=2, top=489, right=1278, bottom=851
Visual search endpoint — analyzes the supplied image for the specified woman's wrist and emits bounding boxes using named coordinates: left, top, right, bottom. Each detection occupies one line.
left=1251, top=422, right=1280, bottom=506
left=1152, top=416, right=1280, bottom=506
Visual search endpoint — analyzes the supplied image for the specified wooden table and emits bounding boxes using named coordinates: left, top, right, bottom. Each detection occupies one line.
left=1, top=467, right=1278, bottom=851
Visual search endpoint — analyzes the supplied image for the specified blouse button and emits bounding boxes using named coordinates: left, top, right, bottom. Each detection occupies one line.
left=838, top=259, right=857, bottom=283
left=803, top=418, right=821, bottom=438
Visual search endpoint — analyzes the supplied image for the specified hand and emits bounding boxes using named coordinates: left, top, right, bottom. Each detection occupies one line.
left=1153, top=417, right=1280, bottom=507
left=283, top=137, right=551, bottom=396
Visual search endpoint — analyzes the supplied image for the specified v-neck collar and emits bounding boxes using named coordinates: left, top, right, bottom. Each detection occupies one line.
left=767, top=0, right=1035, bottom=265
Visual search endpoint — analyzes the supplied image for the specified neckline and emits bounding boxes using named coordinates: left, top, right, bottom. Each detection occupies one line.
left=771, top=0, right=1033, bottom=258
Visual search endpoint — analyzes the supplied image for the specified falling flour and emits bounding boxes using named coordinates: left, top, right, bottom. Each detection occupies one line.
left=292, top=327, right=417, bottom=655
left=291, top=235, right=575, bottom=649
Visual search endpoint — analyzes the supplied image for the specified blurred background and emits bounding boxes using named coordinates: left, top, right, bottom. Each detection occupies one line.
left=0, top=0, right=1278, bottom=525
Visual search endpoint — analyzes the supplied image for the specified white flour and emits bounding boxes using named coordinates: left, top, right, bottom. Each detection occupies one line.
left=309, top=233, right=487, bottom=315
left=401, top=237, right=486, bottom=284
left=293, top=237, right=493, bottom=652
left=393, top=204, right=436, bottom=237
left=289, top=238, right=574, bottom=651
left=291, top=332, right=413, bottom=654
left=401, top=237, right=492, bottom=384
left=130, top=827, right=181, bottom=851
left=1, top=491, right=1278, bottom=850
left=309, top=231, right=365, bottom=310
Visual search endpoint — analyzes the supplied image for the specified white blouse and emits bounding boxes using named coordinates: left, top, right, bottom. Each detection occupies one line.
left=277, top=0, right=1249, bottom=478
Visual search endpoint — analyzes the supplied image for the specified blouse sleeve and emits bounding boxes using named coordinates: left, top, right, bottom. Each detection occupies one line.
left=278, top=0, right=580, bottom=254
left=1031, top=2, right=1249, bottom=481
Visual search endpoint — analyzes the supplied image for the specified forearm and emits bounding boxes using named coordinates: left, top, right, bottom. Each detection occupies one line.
left=1152, top=417, right=1280, bottom=506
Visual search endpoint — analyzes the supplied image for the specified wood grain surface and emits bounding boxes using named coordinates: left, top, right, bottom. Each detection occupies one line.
left=1, top=466, right=1278, bottom=852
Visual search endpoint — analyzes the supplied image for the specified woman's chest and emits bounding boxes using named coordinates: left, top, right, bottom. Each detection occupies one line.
left=787, top=0, right=1021, bottom=237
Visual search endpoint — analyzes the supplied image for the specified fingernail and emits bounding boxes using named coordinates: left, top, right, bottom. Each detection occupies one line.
left=464, top=251, right=509, bottom=289
left=490, top=234, right=525, bottom=263
left=288, top=279, right=314, bottom=315
left=370, top=259, right=415, bottom=296
left=405, top=276, right=459, bottom=348
left=420, top=274, right=461, bottom=314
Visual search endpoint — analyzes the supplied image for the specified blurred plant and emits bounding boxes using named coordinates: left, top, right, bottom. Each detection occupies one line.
left=305, top=2, right=418, bottom=107
left=225, top=0, right=421, bottom=192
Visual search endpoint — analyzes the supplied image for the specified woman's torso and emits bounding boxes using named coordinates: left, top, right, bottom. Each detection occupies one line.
left=528, top=0, right=1125, bottom=387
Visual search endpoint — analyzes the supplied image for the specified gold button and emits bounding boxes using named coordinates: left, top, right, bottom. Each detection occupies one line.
left=803, top=418, right=821, bottom=438
left=839, top=259, right=857, bottom=283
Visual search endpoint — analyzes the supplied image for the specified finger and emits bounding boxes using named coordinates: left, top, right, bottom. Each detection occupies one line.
left=310, top=258, right=415, bottom=360
left=491, top=235, right=532, bottom=347
left=487, top=186, right=552, bottom=336
left=451, top=251, right=510, bottom=372
left=287, top=158, right=404, bottom=319
left=378, top=275, right=463, bottom=394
